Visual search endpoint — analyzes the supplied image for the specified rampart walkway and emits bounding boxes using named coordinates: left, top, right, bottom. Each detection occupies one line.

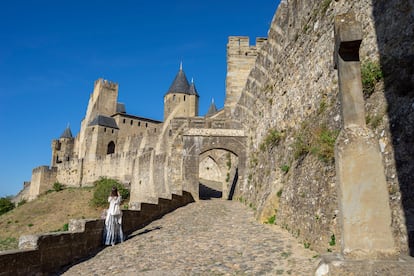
left=61, top=199, right=319, bottom=275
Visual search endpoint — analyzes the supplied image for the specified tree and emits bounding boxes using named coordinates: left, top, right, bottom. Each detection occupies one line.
left=0, top=197, right=15, bottom=215
left=91, top=177, right=129, bottom=207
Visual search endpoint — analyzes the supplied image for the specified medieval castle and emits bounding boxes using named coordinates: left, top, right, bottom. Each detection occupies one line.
left=18, top=36, right=266, bottom=209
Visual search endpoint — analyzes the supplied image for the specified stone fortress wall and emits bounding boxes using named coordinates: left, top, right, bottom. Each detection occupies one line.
left=231, top=0, right=414, bottom=256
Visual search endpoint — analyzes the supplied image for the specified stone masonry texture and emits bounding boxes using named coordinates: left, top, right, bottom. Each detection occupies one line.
left=233, top=0, right=414, bottom=255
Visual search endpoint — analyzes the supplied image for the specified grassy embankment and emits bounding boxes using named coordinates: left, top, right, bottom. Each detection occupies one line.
left=0, top=187, right=103, bottom=251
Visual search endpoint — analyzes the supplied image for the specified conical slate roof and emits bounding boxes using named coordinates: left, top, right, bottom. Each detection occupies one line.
left=166, top=67, right=190, bottom=95
left=60, top=125, right=73, bottom=139
left=165, top=63, right=199, bottom=97
left=206, top=98, right=218, bottom=117
left=188, top=79, right=199, bottom=96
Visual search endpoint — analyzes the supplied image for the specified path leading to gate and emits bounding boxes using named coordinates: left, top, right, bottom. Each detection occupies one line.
left=61, top=199, right=320, bottom=275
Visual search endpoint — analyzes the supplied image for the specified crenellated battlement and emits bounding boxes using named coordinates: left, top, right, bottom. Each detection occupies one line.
left=32, top=165, right=57, bottom=174
left=94, top=78, right=118, bottom=90
left=225, top=36, right=267, bottom=110
left=227, top=36, right=267, bottom=57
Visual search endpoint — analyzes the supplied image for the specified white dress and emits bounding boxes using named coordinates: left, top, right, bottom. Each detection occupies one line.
left=103, top=195, right=124, bottom=245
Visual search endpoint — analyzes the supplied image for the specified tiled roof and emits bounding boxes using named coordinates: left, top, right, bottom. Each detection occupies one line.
left=88, top=115, right=119, bottom=129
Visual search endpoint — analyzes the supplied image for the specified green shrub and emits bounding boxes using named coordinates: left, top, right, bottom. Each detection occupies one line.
left=52, top=223, right=70, bottom=232
left=277, top=189, right=283, bottom=197
left=313, top=127, right=339, bottom=163
left=265, top=215, right=276, bottom=224
left=91, top=177, right=129, bottom=207
left=17, top=199, right=27, bottom=207
left=293, top=124, right=339, bottom=163
left=280, top=164, right=290, bottom=174
left=260, top=129, right=283, bottom=152
left=53, top=182, right=64, bottom=192
left=0, top=197, right=15, bottom=216
left=361, top=60, right=383, bottom=97
left=293, top=133, right=309, bottom=159
left=329, top=234, right=336, bottom=246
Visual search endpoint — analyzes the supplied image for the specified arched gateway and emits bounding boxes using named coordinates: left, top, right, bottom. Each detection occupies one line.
left=181, top=128, right=247, bottom=200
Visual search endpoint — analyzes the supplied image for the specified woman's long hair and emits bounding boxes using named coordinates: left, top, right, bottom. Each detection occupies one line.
left=111, top=186, right=118, bottom=197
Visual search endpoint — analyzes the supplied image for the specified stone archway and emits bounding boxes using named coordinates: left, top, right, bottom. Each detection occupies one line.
left=198, top=149, right=239, bottom=200
left=182, top=128, right=246, bottom=200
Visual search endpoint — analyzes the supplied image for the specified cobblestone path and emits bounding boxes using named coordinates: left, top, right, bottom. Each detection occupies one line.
left=61, top=199, right=320, bottom=275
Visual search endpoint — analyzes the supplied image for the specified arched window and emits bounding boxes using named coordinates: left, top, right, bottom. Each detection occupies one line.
left=107, top=141, right=115, bottom=154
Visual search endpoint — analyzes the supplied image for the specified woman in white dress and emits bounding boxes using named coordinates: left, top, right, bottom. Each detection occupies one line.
left=103, top=186, right=124, bottom=246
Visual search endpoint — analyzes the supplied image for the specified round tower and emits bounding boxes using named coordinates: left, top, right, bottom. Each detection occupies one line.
left=164, top=63, right=199, bottom=121
left=51, top=125, right=75, bottom=166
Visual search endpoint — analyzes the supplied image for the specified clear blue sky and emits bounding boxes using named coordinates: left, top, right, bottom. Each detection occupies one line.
left=0, top=0, right=280, bottom=197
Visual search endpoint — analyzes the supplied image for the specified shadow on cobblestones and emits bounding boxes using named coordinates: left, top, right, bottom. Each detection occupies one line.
left=127, top=226, right=162, bottom=240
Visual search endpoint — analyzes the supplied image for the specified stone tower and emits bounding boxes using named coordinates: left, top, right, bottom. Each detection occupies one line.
left=83, top=115, right=119, bottom=160
left=164, top=64, right=199, bottom=121
left=51, top=125, right=75, bottom=166
left=78, top=79, right=119, bottom=159
left=225, top=36, right=266, bottom=112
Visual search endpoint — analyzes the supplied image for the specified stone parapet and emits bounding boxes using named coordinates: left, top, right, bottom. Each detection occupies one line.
left=0, top=191, right=194, bottom=275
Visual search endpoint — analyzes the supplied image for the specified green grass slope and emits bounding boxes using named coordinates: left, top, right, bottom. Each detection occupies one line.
left=0, top=187, right=103, bottom=251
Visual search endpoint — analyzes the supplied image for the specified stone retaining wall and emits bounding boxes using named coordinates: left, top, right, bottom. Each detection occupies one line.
left=0, top=192, right=194, bottom=276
